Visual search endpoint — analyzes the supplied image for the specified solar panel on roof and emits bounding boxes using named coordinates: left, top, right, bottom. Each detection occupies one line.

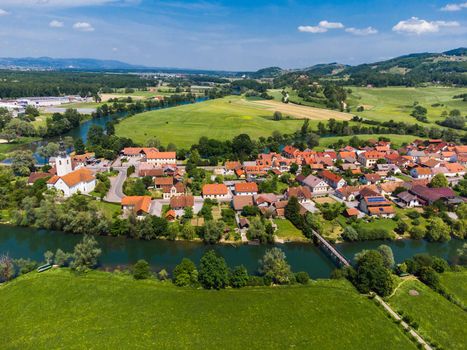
left=368, top=197, right=385, bottom=202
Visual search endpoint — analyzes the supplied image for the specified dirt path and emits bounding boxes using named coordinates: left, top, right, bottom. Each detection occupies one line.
left=388, top=275, right=417, bottom=299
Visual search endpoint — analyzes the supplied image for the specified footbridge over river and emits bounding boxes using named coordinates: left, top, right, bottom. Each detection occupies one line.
left=311, top=229, right=350, bottom=267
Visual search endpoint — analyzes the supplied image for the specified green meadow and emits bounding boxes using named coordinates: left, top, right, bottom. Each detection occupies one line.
left=115, top=96, right=304, bottom=148
left=347, top=86, right=467, bottom=126
left=439, top=269, right=467, bottom=305
left=0, top=269, right=416, bottom=349
left=388, top=279, right=467, bottom=350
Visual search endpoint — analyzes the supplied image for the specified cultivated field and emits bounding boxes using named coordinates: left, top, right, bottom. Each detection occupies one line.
left=388, top=279, right=467, bottom=350
left=0, top=269, right=416, bottom=349
left=115, top=96, right=307, bottom=147
left=246, top=99, right=351, bottom=121
left=347, top=86, right=467, bottom=126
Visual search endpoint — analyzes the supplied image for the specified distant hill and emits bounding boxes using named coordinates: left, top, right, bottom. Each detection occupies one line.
left=0, top=57, right=146, bottom=70
left=273, top=47, right=467, bottom=87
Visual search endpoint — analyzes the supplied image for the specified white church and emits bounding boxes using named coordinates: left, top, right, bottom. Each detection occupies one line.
left=47, top=143, right=96, bottom=197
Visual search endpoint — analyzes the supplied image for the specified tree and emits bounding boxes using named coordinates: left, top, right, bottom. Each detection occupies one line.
left=183, top=206, right=193, bottom=220
left=44, top=250, right=54, bottom=264
left=430, top=173, right=449, bottom=188
left=132, top=259, right=152, bottom=280
left=202, top=220, right=225, bottom=244
left=25, top=105, right=40, bottom=118
left=173, top=258, right=198, bottom=287
left=426, top=217, right=450, bottom=242
left=289, top=163, right=298, bottom=174
left=54, top=248, right=72, bottom=266
left=229, top=265, right=249, bottom=288
left=0, top=254, right=14, bottom=282
left=342, top=226, right=359, bottom=241
left=259, top=247, right=293, bottom=285
left=285, top=196, right=301, bottom=227
left=377, top=245, right=395, bottom=269
left=354, top=250, right=394, bottom=297
left=273, top=111, right=282, bottom=121
left=74, top=138, right=86, bottom=155
left=181, top=223, right=196, bottom=240
left=198, top=250, right=229, bottom=289
left=457, top=243, right=467, bottom=265
left=71, top=235, right=102, bottom=272
left=38, top=142, right=59, bottom=163
left=158, top=269, right=168, bottom=281
left=409, top=226, right=425, bottom=240
left=246, top=217, right=269, bottom=243
left=418, top=266, right=440, bottom=290
left=11, top=150, right=35, bottom=176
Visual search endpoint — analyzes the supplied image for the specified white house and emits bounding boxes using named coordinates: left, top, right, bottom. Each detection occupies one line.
left=301, top=174, right=329, bottom=196
left=146, top=151, right=177, bottom=165
left=47, top=167, right=96, bottom=197
left=202, top=184, right=229, bottom=200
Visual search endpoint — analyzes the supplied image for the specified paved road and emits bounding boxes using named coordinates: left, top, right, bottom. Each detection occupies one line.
left=104, top=169, right=127, bottom=203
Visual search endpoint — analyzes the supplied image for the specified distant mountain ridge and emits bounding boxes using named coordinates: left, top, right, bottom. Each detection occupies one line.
left=0, top=57, right=145, bottom=70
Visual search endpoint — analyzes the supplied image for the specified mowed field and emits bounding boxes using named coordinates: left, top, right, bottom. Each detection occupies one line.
left=388, top=278, right=467, bottom=350
left=0, top=269, right=416, bottom=349
left=247, top=98, right=351, bottom=121
left=115, top=96, right=310, bottom=147
left=348, top=86, right=467, bottom=126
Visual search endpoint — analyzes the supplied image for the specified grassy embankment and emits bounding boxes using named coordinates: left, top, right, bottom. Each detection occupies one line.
left=0, top=269, right=416, bottom=349
left=388, top=278, right=467, bottom=350
left=273, top=218, right=307, bottom=242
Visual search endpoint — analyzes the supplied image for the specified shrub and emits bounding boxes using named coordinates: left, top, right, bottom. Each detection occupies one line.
left=229, top=265, right=249, bottom=288
left=295, top=271, right=310, bottom=284
left=247, top=275, right=265, bottom=286
left=132, top=259, right=151, bottom=280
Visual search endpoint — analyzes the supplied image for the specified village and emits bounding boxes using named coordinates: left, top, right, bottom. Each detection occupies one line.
left=28, top=137, right=467, bottom=243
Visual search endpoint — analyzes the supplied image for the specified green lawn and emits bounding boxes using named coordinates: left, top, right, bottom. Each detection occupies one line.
left=317, top=134, right=420, bottom=149
left=0, top=269, right=416, bottom=349
left=115, top=96, right=303, bottom=148
left=388, top=279, right=467, bottom=350
left=439, top=269, right=467, bottom=305
left=347, top=86, right=467, bottom=127
left=274, top=218, right=307, bottom=241
left=91, top=200, right=121, bottom=219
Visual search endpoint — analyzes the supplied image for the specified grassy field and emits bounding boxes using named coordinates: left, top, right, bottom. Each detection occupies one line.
left=388, top=279, right=467, bottom=350
left=273, top=218, right=306, bottom=241
left=0, top=269, right=416, bottom=349
left=439, top=269, right=467, bottom=305
left=115, top=96, right=306, bottom=147
left=317, top=134, right=421, bottom=150
left=347, top=86, right=467, bottom=127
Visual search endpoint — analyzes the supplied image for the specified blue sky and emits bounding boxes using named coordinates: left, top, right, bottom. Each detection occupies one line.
left=0, top=0, right=465, bottom=70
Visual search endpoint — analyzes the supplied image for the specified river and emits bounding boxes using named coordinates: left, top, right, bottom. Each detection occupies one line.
left=0, top=225, right=463, bottom=278
left=2, top=97, right=207, bottom=165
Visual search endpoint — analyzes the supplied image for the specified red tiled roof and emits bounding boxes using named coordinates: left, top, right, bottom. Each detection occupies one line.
left=121, top=196, right=152, bottom=214
left=155, top=177, right=174, bottom=186
left=202, top=183, right=228, bottom=196
left=47, top=168, right=94, bottom=187
left=28, top=172, right=50, bottom=184
left=146, top=151, right=176, bottom=159
left=320, top=170, right=342, bottom=183
left=235, top=182, right=258, bottom=193
left=170, top=195, right=194, bottom=209
left=232, top=195, right=254, bottom=211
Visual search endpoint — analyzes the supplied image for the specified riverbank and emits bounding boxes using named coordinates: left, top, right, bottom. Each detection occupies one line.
left=0, top=269, right=416, bottom=349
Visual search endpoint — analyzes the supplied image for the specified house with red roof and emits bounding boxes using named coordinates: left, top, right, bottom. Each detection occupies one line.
left=146, top=151, right=176, bottom=165
left=234, top=182, right=258, bottom=196
left=319, top=170, right=346, bottom=189
left=358, top=151, right=386, bottom=168
left=121, top=196, right=152, bottom=217
left=359, top=196, right=395, bottom=218
left=47, top=167, right=96, bottom=197
left=202, top=183, right=229, bottom=200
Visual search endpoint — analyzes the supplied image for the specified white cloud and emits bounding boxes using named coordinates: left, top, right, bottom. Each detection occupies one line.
left=318, top=20, right=344, bottom=29
left=392, top=17, right=459, bottom=34
left=49, top=20, right=64, bottom=28
left=441, top=2, right=467, bottom=11
left=345, top=27, right=378, bottom=36
left=298, top=20, right=344, bottom=34
left=298, top=25, right=327, bottom=33
left=73, top=22, right=95, bottom=32
left=0, top=9, right=10, bottom=16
